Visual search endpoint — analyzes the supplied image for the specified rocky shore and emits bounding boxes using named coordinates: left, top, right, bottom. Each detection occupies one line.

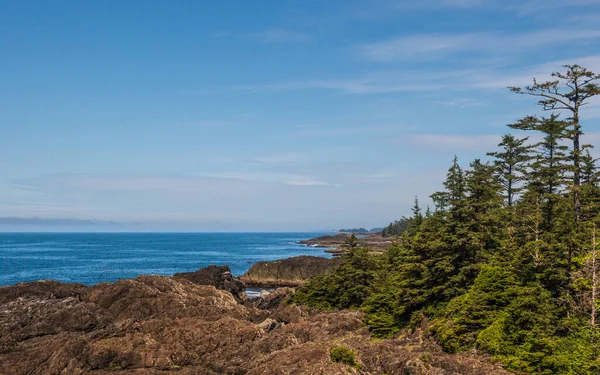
left=299, top=232, right=393, bottom=254
left=0, top=262, right=512, bottom=375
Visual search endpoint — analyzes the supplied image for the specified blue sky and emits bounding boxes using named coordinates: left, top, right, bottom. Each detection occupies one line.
left=1, top=0, right=600, bottom=231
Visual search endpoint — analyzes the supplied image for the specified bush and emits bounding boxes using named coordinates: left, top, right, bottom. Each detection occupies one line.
left=292, top=247, right=378, bottom=310
left=330, top=346, right=359, bottom=368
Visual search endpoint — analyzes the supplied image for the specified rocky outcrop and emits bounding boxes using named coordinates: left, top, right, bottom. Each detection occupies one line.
left=300, top=233, right=393, bottom=254
left=252, top=287, right=294, bottom=310
left=299, top=233, right=351, bottom=247
left=0, top=273, right=513, bottom=375
left=241, top=256, right=341, bottom=287
left=174, top=264, right=245, bottom=301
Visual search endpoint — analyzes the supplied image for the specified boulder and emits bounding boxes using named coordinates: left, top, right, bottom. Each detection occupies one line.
left=254, top=287, right=294, bottom=310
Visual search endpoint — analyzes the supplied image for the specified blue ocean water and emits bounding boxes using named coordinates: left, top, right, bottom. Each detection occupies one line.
left=0, top=232, right=330, bottom=286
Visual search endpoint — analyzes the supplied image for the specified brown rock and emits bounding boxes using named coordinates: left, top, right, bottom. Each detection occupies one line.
left=254, top=287, right=294, bottom=310
left=300, top=233, right=393, bottom=254
left=174, top=264, right=246, bottom=301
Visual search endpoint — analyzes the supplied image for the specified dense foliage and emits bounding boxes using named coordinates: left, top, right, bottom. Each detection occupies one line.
left=292, top=65, right=600, bottom=374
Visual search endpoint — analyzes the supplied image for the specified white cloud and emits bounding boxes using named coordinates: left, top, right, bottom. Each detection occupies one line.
left=247, top=153, right=310, bottom=164
left=504, top=0, right=600, bottom=16
left=234, top=70, right=457, bottom=94
left=14, top=172, right=334, bottom=192
left=358, top=29, right=600, bottom=62
left=377, top=0, right=600, bottom=14
left=214, top=29, right=310, bottom=43
left=471, top=55, right=600, bottom=89
left=434, top=98, right=487, bottom=108
left=203, top=172, right=332, bottom=186
left=247, top=29, right=310, bottom=43
left=396, top=133, right=502, bottom=152
left=238, top=54, right=600, bottom=96
left=283, top=177, right=333, bottom=186
left=281, top=124, right=400, bottom=139
left=359, top=33, right=480, bottom=62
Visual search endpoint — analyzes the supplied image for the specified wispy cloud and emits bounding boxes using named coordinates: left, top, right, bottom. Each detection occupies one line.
left=237, top=54, right=600, bottom=95
left=434, top=98, right=487, bottom=108
left=394, top=133, right=502, bottom=152
left=7, top=171, right=426, bottom=229
left=213, top=29, right=309, bottom=43
left=359, top=33, right=478, bottom=62
left=375, top=0, right=600, bottom=14
left=246, top=153, right=310, bottom=164
left=350, top=0, right=600, bottom=21
left=436, top=0, right=487, bottom=7
left=247, top=29, right=310, bottom=43
left=203, top=172, right=333, bottom=186
left=281, top=125, right=400, bottom=139
left=394, top=131, right=600, bottom=156
left=471, top=55, right=600, bottom=89
left=503, top=0, right=600, bottom=16
left=0, top=217, right=118, bottom=226
left=234, top=74, right=449, bottom=94
left=13, top=172, right=334, bottom=192
left=358, top=29, right=600, bottom=62
left=283, top=176, right=332, bottom=186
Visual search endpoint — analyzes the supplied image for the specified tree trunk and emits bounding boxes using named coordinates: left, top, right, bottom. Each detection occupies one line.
left=592, top=224, right=597, bottom=327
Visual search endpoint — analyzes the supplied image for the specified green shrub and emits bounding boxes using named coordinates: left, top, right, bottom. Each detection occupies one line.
left=292, top=247, right=379, bottom=310
left=330, top=346, right=359, bottom=368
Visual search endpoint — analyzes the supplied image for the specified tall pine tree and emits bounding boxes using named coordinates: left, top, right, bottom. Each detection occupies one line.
left=509, top=64, right=600, bottom=218
left=487, top=134, right=531, bottom=207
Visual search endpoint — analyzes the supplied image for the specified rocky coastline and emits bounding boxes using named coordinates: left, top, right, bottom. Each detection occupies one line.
left=299, top=232, right=394, bottom=254
left=1, top=262, right=512, bottom=375
left=0, top=235, right=513, bottom=374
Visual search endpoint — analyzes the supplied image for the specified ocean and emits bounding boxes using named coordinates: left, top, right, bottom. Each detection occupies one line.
left=0, top=232, right=330, bottom=287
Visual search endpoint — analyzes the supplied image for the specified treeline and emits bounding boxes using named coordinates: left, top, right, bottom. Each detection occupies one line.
left=381, top=219, right=410, bottom=237
left=293, top=65, right=600, bottom=374
left=339, top=228, right=383, bottom=233
left=381, top=197, right=426, bottom=237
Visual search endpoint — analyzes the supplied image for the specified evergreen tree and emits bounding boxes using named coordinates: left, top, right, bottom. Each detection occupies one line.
left=381, top=218, right=411, bottom=237
left=342, top=233, right=360, bottom=249
left=581, top=149, right=600, bottom=187
left=511, top=115, right=570, bottom=228
left=292, top=244, right=378, bottom=309
left=462, top=159, right=505, bottom=260
left=487, top=134, right=531, bottom=206
left=509, top=64, right=600, bottom=218
left=411, top=196, right=423, bottom=228
left=431, top=155, right=465, bottom=213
